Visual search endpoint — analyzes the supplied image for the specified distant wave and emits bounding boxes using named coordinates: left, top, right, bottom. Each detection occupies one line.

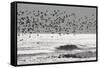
left=56, top=44, right=80, bottom=51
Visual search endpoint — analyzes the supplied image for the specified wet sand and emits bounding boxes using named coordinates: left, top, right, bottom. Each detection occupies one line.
left=17, top=34, right=96, bottom=65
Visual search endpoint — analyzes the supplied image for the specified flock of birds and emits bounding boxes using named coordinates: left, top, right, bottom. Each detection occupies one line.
left=17, top=9, right=96, bottom=34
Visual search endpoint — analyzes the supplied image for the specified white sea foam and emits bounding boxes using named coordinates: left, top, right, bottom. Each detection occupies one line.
left=17, top=34, right=96, bottom=54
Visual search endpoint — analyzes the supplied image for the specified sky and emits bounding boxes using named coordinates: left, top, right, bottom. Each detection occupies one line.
left=17, top=3, right=96, bottom=34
